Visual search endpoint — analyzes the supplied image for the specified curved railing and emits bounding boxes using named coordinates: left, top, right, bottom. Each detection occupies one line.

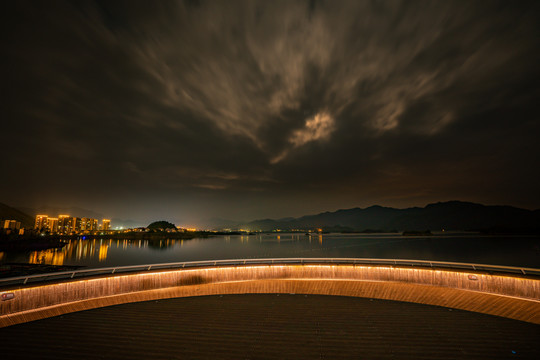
left=2, top=258, right=539, bottom=288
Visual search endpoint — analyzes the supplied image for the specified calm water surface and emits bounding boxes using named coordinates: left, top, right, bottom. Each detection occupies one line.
left=1, top=233, right=539, bottom=269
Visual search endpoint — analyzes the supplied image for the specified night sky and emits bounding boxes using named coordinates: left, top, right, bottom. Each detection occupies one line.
left=2, top=0, right=540, bottom=226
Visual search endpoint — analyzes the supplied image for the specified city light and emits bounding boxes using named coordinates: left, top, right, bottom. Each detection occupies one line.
left=31, top=214, right=114, bottom=235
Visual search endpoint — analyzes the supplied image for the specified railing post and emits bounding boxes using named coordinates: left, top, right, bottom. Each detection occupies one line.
left=521, top=269, right=526, bottom=275
left=112, top=268, right=116, bottom=274
left=23, top=278, right=28, bottom=285
left=71, top=272, right=75, bottom=279
left=148, top=265, right=152, bottom=270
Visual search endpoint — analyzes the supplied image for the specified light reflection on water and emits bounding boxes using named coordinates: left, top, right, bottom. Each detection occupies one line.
left=1, top=233, right=539, bottom=269
left=27, top=238, right=185, bottom=266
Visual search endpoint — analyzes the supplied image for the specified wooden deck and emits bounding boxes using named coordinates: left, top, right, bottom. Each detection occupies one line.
left=2, top=263, right=539, bottom=327
left=1, top=294, right=539, bottom=359
left=3, top=279, right=540, bottom=327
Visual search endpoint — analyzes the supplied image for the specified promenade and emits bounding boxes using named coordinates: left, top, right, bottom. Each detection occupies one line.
left=1, top=294, right=539, bottom=359
left=2, top=258, right=539, bottom=327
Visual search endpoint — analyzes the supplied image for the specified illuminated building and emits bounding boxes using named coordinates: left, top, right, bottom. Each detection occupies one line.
left=73, top=217, right=81, bottom=233
left=80, top=218, right=89, bottom=231
left=80, top=218, right=98, bottom=232
left=35, top=215, right=49, bottom=231
left=33, top=214, right=108, bottom=234
left=3, top=220, right=21, bottom=230
left=48, top=218, right=58, bottom=233
left=58, top=215, right=72, bottom=234
left=91, top=218, right=98, bottom=230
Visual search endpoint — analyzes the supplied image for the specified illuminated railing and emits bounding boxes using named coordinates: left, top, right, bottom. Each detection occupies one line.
left=1, top=258, right=539, bottom=287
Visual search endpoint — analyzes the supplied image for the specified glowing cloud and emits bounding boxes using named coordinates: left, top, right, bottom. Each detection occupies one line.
left=272, top=112, right=335, bottom=164
left=290, top=112, right=335, bottom=147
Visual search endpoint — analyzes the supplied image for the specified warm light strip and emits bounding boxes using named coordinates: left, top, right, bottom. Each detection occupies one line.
left=3, top=264, right=537, bottom=296
left=3, top=257, right=538, bottom=285
left=1, top=263, right=539, bottom=327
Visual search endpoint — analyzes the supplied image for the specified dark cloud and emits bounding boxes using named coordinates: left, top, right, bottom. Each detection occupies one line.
left=2, top=0, right=539, bottom=225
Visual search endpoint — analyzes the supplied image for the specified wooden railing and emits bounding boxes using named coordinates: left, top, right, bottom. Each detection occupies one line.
left=1, top=258, right=539, bottom=288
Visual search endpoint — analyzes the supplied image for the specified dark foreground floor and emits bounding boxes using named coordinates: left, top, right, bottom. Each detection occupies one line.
left=1, top=294, right=539, bottom=359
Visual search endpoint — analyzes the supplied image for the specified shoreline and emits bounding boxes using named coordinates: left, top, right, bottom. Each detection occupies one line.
left=0, top=231, right=211, bottom=252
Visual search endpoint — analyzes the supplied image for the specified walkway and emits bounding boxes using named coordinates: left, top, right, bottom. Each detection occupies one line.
left=1, top=258, right=539, bottom=327
left=1, top=294, right=539, bottom=359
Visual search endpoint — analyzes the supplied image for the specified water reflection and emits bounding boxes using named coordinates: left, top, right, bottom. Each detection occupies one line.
left=99, top=244, right=108, bottom=262
left=27, top=238, right=184, bottom=266
left=1, top=233, right=538, bottom=269
left=29, top=250, right=65, bottom=266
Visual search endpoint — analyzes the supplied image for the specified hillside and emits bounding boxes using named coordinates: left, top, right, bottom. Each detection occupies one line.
left=17, top=206, right=104, bottom=219
left=242, top=201, right=540, bottom=232
left=0, top=202, right=34, bottom=228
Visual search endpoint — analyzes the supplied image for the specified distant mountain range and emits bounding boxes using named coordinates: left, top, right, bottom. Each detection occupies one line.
left=213, top=201, right=540, bottom=233
left=2, top=201, right=539, bottom=233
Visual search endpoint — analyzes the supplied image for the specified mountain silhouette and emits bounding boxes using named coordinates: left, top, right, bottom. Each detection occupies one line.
left=242, top=201, right=540, bottom=232
left=0, top=202, right=34, bottom=228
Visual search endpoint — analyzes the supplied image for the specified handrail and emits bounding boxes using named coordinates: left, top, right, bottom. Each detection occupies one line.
left=1, top=258, right=539, bottom=287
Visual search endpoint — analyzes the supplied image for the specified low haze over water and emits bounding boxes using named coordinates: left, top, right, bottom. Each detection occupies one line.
left=1, top=233, right=539, bottom=271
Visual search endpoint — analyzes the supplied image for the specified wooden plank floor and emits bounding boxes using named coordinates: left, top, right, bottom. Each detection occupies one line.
left=1, top=294, right=539, bottom=359
left=3, top=278, right=539, bottom=326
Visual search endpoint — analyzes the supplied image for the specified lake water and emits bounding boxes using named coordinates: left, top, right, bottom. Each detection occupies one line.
left=1, top=233, right=539, bottom=269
